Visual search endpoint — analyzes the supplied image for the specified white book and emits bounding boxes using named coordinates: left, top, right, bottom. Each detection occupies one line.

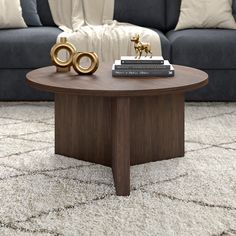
left=120, top=56, right=164, bottom=64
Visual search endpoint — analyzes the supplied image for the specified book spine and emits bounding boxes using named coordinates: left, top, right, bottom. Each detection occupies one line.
left=112, top=70, right=175, bottom=77
left=115, top=65, right=171, bottom=70
left=121, top=60, right=164, bottom=65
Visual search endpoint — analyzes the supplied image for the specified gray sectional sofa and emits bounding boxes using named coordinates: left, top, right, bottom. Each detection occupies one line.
left=0, top=0, right=236, bottom=101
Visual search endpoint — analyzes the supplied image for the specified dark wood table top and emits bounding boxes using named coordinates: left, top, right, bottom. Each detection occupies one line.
left=27, top=64, right=208, bottom=97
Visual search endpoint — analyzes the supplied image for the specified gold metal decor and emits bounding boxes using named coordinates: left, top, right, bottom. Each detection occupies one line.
left=50, top=37, right=99, bottom=75
left=50, top=37, right=76, bottom=72
left=131, top=34, right=153, bottom=59
left=73, top=52, right=99, bottom=75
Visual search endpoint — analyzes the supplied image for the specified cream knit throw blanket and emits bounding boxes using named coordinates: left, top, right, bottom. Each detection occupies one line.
left=49, top=0, right=162, bottom=62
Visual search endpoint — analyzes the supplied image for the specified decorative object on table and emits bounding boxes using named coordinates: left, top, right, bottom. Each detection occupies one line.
left=112, top=56, right=175, bottom=77
left=112, top=35, right=175, bottom=77
left=72, top=52, right=99, bottom=75
left=50, top=37, right=99, bottom=75
left=50, top=37, right=77, bottom=72
left=131, top=34, right=153, bottom=59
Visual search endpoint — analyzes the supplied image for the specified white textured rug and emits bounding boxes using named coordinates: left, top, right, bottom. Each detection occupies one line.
left=0, top=102, right=236, bottom=236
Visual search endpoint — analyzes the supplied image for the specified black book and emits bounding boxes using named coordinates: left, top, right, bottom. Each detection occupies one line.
left=121, top=56, right=164, bottom=65
left=115, top=60, right=171, bottom=70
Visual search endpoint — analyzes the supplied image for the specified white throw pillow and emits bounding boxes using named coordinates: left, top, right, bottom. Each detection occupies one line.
left=175, top=0, right=236, bottom=30
left=0, top=0, right=27, bottom=28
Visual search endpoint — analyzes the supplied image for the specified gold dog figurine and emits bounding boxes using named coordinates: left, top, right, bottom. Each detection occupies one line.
left=131, top=34, right=153, bottom=59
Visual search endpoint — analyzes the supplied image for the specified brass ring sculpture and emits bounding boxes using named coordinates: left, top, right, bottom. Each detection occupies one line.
left=50, top=37, right=99, bottom=75
left=50, top=37, right=76, bottom=72
left=73, top=52, right=99, bottom=75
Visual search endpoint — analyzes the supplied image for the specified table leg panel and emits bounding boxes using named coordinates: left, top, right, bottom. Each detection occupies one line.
left=112, top=97, right=130, bottom=196
left=55, top=94, right=112, bottom=166
left=130, top=94, right=185, bottom=165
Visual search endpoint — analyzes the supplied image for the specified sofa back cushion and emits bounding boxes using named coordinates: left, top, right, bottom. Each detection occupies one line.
left=166, top=0, right=181, bottom=31
left=21, top=0, right=42, bottom=26
left=36, top=0, right=55, bottom=26
left=32, top=0, right=236, bottom=29
left=233, top=0, right=236, bottom=19
left=114, top=0, right=166, bottom=31
left=36, top=0, right=166, bottom=29
left=166, top=0, right=236, bottom=31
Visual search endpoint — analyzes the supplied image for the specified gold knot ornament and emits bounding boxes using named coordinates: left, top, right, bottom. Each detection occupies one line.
left=50, top=37, right=99, bottom=75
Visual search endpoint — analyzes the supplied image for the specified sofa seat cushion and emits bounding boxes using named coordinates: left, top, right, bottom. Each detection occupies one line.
left=167, top=29, right=236, bottom=70
left=0, top=27, right=61, bottom=69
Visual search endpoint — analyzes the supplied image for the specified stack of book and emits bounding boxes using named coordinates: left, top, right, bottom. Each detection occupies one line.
left=112, top=56, right=174, bottom=77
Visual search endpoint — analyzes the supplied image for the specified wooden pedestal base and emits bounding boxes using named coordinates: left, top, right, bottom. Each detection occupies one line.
left=55, top=93, right=184, bottom=196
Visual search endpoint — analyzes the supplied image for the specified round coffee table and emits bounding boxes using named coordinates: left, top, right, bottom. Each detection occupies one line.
left=27, top=64, right=208, bottom=196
